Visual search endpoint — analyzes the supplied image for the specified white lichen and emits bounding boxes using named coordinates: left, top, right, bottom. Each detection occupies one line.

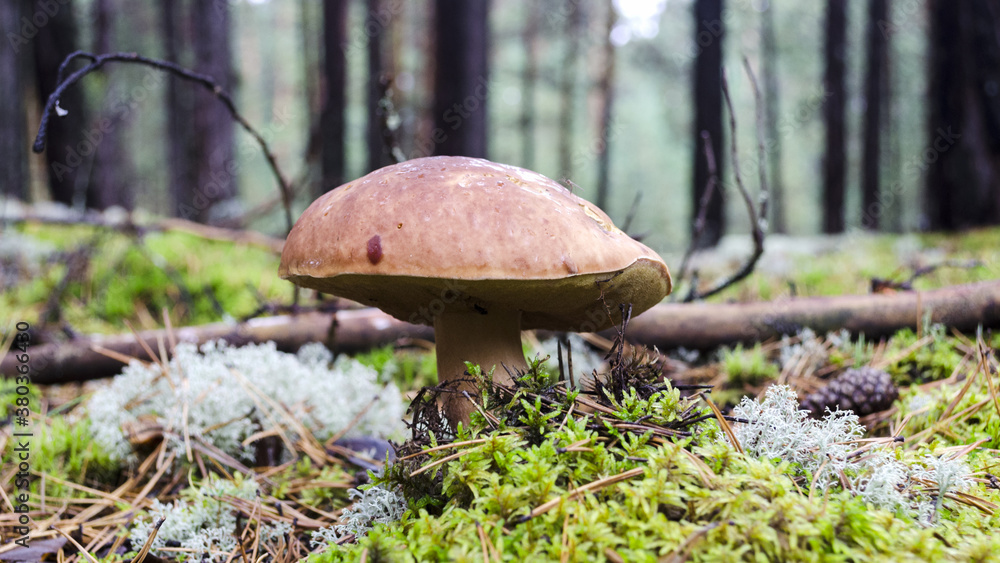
left=310, top=485, right=408, bottom=550
left=730, top=385, right=974, bottom=521
left=88, top=340, right=407, bottom=463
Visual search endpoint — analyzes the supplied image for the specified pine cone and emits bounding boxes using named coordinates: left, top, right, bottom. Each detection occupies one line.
left=801, top=367, right=898, bottom=418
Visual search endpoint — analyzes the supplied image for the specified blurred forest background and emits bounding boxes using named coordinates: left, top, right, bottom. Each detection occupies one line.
left=3, top=0, right=1000, bottom=255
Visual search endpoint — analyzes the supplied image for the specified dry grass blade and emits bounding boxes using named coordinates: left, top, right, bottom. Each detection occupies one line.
left=520, top=467, right=644, bottom=521
left=129, top=517, right=165, bottom=563
left=411, top=448, right=479, bottom=477
left=398, top=438, right=494, bottom=461
left=703, top=396, right=742, bottom=454
left=50, top=526, right=100, bottom=563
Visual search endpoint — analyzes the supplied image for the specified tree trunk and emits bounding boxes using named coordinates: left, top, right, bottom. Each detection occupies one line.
left=161, top=0, right=197, bottom=221
left=432, top=0, right=490, bottom=158
left=594, top=0, right=617, bottom=212
left=366, top=0, right=394, bottom=172
left=760, top=3, right=785, bottom=234
left=0, top=0, right=28, bottom=200
left=557, top=2, right=584, bottom=179
left=691, top=0, right=725, bottom=248
left=519, top=0, right=540, bottom=170
left=321, top=0, right=349, bottom=195
left=861, top=0, right=888, bottom=230
left=31, top=0, right=89, bottom=207
left=822, top=0, right=847, bottom=234
left=88, top=0, right=134, bottom=210
left=925, top=0, right=1000, bottom=230
left=188, top=0, right=237, bottom=223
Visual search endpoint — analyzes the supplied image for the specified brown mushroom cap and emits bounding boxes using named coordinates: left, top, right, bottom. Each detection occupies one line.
left=279, top=156, right=671, bottom=331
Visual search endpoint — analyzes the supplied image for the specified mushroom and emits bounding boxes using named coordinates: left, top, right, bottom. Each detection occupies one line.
left=279, top=156, right=671, bottom=426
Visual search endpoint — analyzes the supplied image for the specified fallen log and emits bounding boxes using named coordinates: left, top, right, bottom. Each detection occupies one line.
left=3, top=309, right=432, bottom=384
left=626, top=279, right=1000, bottom=350
left=4, top=281, right=998, bottom=383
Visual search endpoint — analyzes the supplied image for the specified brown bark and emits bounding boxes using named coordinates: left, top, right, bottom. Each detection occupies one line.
left=3, top=310, right=433, bottom=384
left=626, top=280, right=1000, bottom=350
left=366, top=0, right=394, bottom=172
left=10, top=282, right=998, bottom=383
left=822, top=0, right=847, bottom=233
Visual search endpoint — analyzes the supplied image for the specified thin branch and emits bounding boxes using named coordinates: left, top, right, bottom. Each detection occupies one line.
left=675, top=131, right=719, bottom=301
left=685, top=64, right=768, bottom=301
left=32, top=50, right=294, bottom=233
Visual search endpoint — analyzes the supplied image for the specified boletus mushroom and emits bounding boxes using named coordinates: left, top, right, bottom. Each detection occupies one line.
left=279, top=156, right=671, bottom=426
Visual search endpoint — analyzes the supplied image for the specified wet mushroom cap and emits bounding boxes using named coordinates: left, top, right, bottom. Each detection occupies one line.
left=279, top=155, right=672, bottom=330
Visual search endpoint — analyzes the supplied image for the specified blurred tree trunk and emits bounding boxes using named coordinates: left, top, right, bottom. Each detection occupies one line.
left=822, top=0, right=847, bottom=233
left=861, top=0, right=888, bottom=230
left=31, top=0, right=89, bottom=207
left=691, top=0, right=725, bottom=249
left=925, top=0, right=1000, bottom=230
left=557, top=2, right=583, bottom=179
left=0, top=0, right=28, bottom=200
left=321, top=0, right=348, bottom=194
left=594, top=0, right=617, bottom=211
left=761, top=3, right=785, bottom=233
left=88, top=0, right=134, bottom=210
left=188, top=0, right=237, bottom=223
left=257, top=0, right=277, bottom=123
left=367, top=0, right=394, bottom=172
left=432, top=0, right=490, bottom=158
left=519, top=0, right=540, bottom=170
left=161, top=0, right=197, bottom=220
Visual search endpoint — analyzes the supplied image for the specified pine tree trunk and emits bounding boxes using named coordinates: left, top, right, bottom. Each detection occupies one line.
left=557, top=2, right=583, bottom=179
left=366, top=0, right=394, bottom=172
left=519, top=0, right=540, bottom=170
left=432, top=0, right=490, bottom=158
left=189, top=0, right=237, bottom=222
left=89, top=0, right=134, bottom=210
left=162, top=0, right=196, bottom=220
left=861, top=0, right=888, bottom=230
left=822, top=0, right=847, bottom=233
left=31, top=0, right=89, bottom=207
left=594, top=0, right=617, bottom=212
left=761, top=4, right=785, bottom=233
left=692, top=0, right=726, bottom=248
left=925, top=0, right=1000, bottom=230
left=0, top=0, right=28, bottom=200
left=321, top=0, right=349, bottom=194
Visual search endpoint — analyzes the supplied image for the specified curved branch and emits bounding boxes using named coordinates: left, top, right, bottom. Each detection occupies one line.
left=32, top=50, right=294, bottom=233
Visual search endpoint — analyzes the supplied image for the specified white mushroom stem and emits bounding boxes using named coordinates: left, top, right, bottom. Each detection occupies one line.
left=434, top=309, right=527, bottom=426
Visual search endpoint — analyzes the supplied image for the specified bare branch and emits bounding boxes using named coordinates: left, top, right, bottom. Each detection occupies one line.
left=32, top=50, right=295, bottom=233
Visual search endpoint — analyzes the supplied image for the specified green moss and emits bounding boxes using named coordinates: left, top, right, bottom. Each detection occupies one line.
left=721, top=343, right=779, bottom=387
left=3, top=224, right=287, bottom=332
left=884, top=326, right=965, bottom=385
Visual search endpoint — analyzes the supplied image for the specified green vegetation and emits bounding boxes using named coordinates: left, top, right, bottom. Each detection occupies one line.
left=721, top=342, right=779, bottom=386
left=2, top=223, right=285, bottom=333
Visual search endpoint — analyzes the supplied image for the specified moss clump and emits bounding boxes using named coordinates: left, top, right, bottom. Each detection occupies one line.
left=884, top=325, right=966, bottom=385
left=721, top=342, right=779, bottom=387
left=306, top=352, right=999, bottom=562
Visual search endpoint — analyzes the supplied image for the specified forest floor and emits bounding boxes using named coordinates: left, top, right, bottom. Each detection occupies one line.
left=1, top=222, right=999, bottom=561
